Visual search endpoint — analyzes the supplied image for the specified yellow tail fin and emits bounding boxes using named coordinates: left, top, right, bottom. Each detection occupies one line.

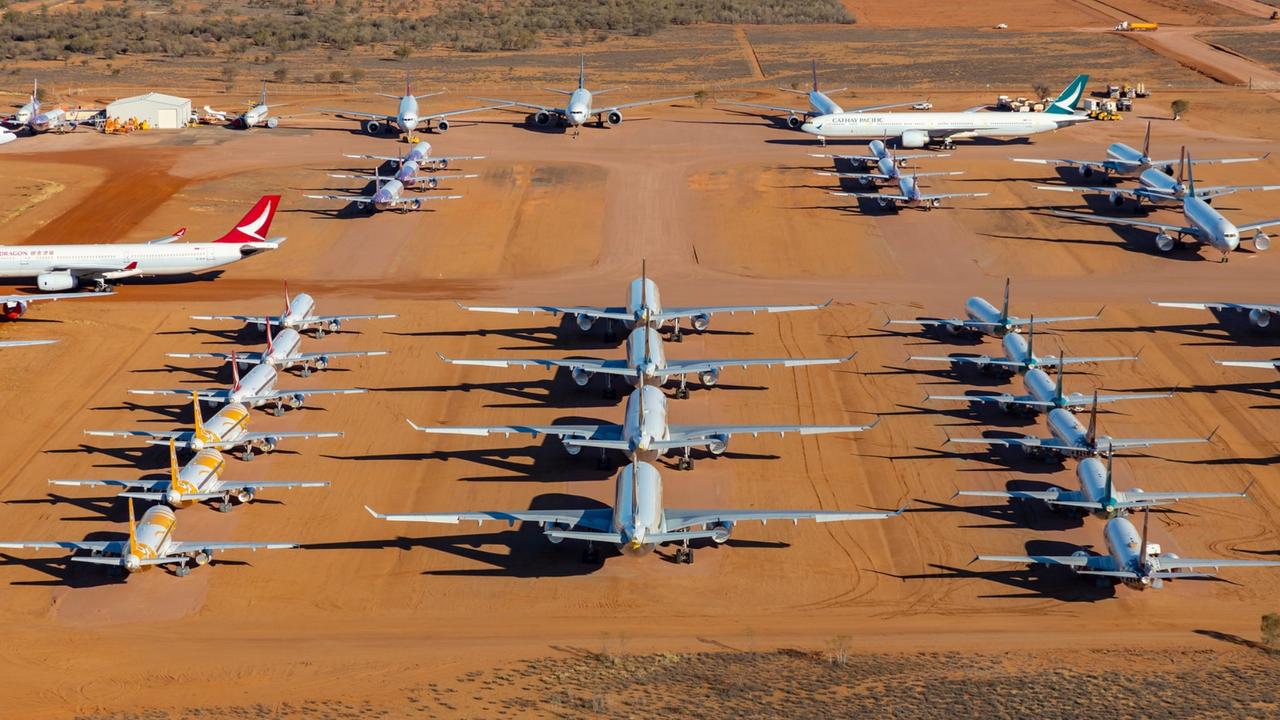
left=192, top=391, right=212, bottom=443
left=169, top=438, right=179, bottom=486
left=127, top=497, right=138, bottom=556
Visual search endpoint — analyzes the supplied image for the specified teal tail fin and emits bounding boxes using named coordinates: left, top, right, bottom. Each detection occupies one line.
left=1045, top=74, right=1088, bottom=115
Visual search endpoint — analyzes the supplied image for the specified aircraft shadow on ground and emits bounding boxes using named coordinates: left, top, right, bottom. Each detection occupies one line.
left=885, top=401, right=1038, bottom=429
left=912, top=489, right=1085, bottom=532
left=862, top=360, right=1017, bottom=387
left=878, top=539, right=1116, bottom=602
left=393, top=313, right=752, bottom=351
left=838, top=323, right=988, bottom=345
left=47, top=442, right=300, bottom=471
left=1074, top=308, right=1279, bottom=348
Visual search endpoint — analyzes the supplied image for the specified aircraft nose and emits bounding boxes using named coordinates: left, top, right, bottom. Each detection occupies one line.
left=800, top=121, right=818, bottom=133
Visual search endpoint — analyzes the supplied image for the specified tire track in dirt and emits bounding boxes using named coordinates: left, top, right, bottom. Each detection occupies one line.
left=734, top=27, right=766, bottom=81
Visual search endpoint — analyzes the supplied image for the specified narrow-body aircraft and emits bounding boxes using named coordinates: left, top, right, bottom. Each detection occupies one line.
left=306, top=172, right=463, bottom=214
left=887, top=279, right=1100, bottom=338
left=907, top=320, right=1136, bottom=377
left=129, top=354, right=366, bottom=415
left=314, top=79, right=508, bottom=135
left=1013, top=122, right=1268, bottom=179
left=191, top=284, right=397, bottom=337
left=168, top=321, right=387, bottom=377
left=831, top=173, right=988, bottom=211
left=925, top=356, right=1170, bottom=415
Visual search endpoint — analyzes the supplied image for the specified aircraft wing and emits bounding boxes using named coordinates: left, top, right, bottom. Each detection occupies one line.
left=1053, top=210, right=1195, bottom=235
left=1213, top=358, right=1278, bottom=370
left=595, top=95, right=693, bottom=114
left=309, top=313, right=399, bottom=324
left=239, top=388, right=367, bottom=404
left=1115, top=489, right=1249, bottom=506
left=0, top=292, right=109, bottom=303
left=0, top=339, right=57, bottom=348
left=423, top=102, right=514, bottom=121
left=1235, top=218, right=1280, bottom=234
left=168, top=541, right=297, bottom=553
left=815, top=171, right=891, bottom=180
left=438, top=353, right=637, bottom=377
left=305, top=193, right=374, bottom=203
left=49, top=479, right=159, bottom=489
left=717, top=99, right=804, bottom=115
left=166, top=351, right=265, bottom=362
left=1153, top=301, right=1280, bottom=314
left=311, top=107, right=395, bottom=122
left=1035, top=185, right=1138, bottom=197
left=1155, top=557, right=1280, bottom=571
left=663, top=506, right=903, bottom=532
left=1033, top=353, right=1139, bottom=368
left=655, top=300, right=831, bottom=323
left=84, top=429, right=188, bottom=440
left=809, top=153, right=880, bottom=162
left=886, top=318, right=995, bottom=331
left=455, top=301, right=632, bottom=321
left=945, top=436, right=1064, bottom=450
left=0, top=540, right=124, bottom=553
left=655, top=353, right=854, bottom=379
left=365, top=505, right=614, bottom=531
left=1006, top=312, right=1103, bottom=328
left=1060, top=391, right=1173, bottom=407
left=127, top=389, right=229, bottom=401
left=977, top=554, right=1103, bottom=569
left=1156, top=153, right=1270, bottom=168
left=469, top=97, right=563, bottom=114
left=190, top=313, right=283, bottom=324
left=918, top=192, right=990, bottom=201
left=1194, top=184, right=1280, bottom=199
left=668, top=418, right=878, bottom=442
left=223, top=431, right=343, bottom=444
left=957, top=489, right=1077, bottom=502
left=908, top=353, right=1017, bottom=368
left=407, top=419, right=621, bottom=441
left=1094, top=435, right=1212, bottom=451
left=924, top=392, right=1046, bottom=407
left=294, top=350, right=389, bottom=362
left=831, top=192, right=909, bottom=201
left=1012, top=157, right=1109, bottom=170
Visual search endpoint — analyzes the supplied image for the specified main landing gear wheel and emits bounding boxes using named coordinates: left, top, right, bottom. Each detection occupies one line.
left=218, top=497, right=234, bottom=513
left=675, top=546, right=694, bottom=564
left=677, top=456, right=694, bottom=471
left=581, top=544, right=601, bottom=564
left=300, top=366, right=313, bottom=378
left=596, top=453, right=611, bottom=471
left=272, top=403, right=286, bottom=417
left=175, top=564, right=191, bottom=577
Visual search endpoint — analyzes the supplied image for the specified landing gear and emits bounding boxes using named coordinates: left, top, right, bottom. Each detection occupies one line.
left=175, top=563, right=191, bottom=577
left=677, top=448, right=694, bottom=471
left=314, top=327, right=326, bottom=339
left=671, top=318, right=683, bottom=343
left=272, top=402, right=286, bottom=417
left=604, top=321, right=617, bottom=343
left=941, top=139, right=956, bottom=151
left=218, top=495, right=234, bottom=513
left=596, top=450, right=611, bottom=471
left=300, top=365, right=313, bottom=378
left=675, top=375, right=690, bottom=400
left=93, top=278, right=111, bottom=293
left=581, top=543, right=600, bottom=564
left=241, top=449, right=255, bottom=462
left=602, top=375, right=617, bottom=400
left=674, top=544, right=694, bottom=564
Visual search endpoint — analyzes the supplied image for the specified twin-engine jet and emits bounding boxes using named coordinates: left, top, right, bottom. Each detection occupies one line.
left=887, top=279, right=1100, bottom=338
left=0, top=498, right=294, bottom=577
left=3, top=80, right=77, bottom=135
left=367, top=459, right=901, bottom=564
left=978, top=506, right=1279, bottom=590
left=306, top=169, right=464, bottom=214
left=168, top=320, right=386, bottom=377
left=1013, top=122, right=1268, bottom=179
left=908, top=320, right=1136, bottom=376
left=87, top=393, right=343, bottom=461
left=831, top=173, right=988, bottom=211
left=192, top=284, right=397, bottom=337
left=314, top=78, right=508, bottom=136
left=719, top=60, right=923, bottom=129
left=343, top=142, right=486, bottom=189
left=52, top=439, right=328, bottom=512
left=0, top=290, right=111, bottom=321
left=410, top=383, right=875, bottom=470
left=925, top=355, right=1171, bottom=415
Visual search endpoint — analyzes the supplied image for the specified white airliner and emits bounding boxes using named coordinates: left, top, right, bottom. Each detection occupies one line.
left=1150, top=299, right=1280, bottom=329
left=3, top=80, right=77, bottom=135
left=51, top=439, right=328, bottom=512
left=130, top=352, right=366, bottom=415
left=410, top=382, right=876, bottom=471
left=306, top=169, right=465, bottom=214
left=945, top=392, right=1213, bottom=462
left=887, top=278, right=1100, bottom=338
left=314, top=78, right=509, bottom=135
left=959, top=450, right=1248, bottom=519
left=718, top=60, right=923, bottom=129
left=367, top=459, right=902, bottom=564
left=192, top=283, right=396, bottom=337
left=168, top=320, right=387, bottom=376
left=1013, top=122, right=1269, bottom=179
left=0, top=498, right=294, bottom=576
left=815, top=148, right=957, bottom=187
left=344, top=142, right=486, bottom=189
left=811, top=138, right=944, bottom=172
left=459, top=264, right=829, bottom=339
left=908, top=319, right=1136, bottom=376
left=0, top=290, right=111, bottom=320
left=978, top=506, right=1280, bottom=590
left=225, top=84, right=289, bottom=129
left=440, top=324, right=851, bottom=398
left=925, top=355, right=1171, bottom=415
left=0, top=195, right=283, bottom=292
left=471, top=55, right=691, bottom=131
left=86, top=392, right=343, bottom=461
left=802, top=75, right=1091, bottom=148
left=1054, top=151, right=1280, bottom=260
left=830, top=172, right=988, bottom=211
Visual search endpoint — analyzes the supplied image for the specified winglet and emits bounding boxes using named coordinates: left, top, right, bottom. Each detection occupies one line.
left=436, top=352, right=453, bottom=363
left=230, top=350, right=242, bottom=391
left=192, top=390, right=212, bottom=443
left=364, top=505, right=386, bottom=519
left=1086, top=389, right=1099, bottom=447
left=406, top=418, right=424, bottom=432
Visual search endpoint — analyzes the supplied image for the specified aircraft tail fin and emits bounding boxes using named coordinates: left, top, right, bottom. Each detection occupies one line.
left=1054, top=351, right=1065, bottom=405
left=283, top=281, right=291, bottom=315
left=1137, top=505, right=1151, bottom=569
left=1027, top=315, right=1035, bottom=363
left=230, top=351, right=242, bottom=392
left=265, top=319, right=274, bottom=355
left=1141, top=121, right=1151, bottom=159
left=1178, top=145, right=1186, bottom=186
left=1045, top=74, right=1088, bottom=115
left=1086, top=390, right=1099, bottom=447
left=579, top=53, right=585, bottom=89
left=214, top=195, right=280, bottom=243
left=1000, top=278, right=1011, bottom=323
left=127, top=497, right=138, bottom=557
left=169, top=438, right=180, bottom=488
left=1103, top=445, right=1115, bottom=507
left=1186, top=148, right=1196, bottom=195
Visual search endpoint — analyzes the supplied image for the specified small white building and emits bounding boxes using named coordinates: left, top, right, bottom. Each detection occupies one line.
left=106, top=92, right=191, bottom=129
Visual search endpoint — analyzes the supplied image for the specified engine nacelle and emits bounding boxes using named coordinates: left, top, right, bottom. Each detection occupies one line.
left=571, top=367, right=593, bottom=387
left=37, top=271, right=77, bottom=292
left=606, top=110, right=622, bottom=126
left=1253, top=231, right=1270, bottom=252
left=436, top=119, right=449, bottom=133
left=259, top=436, right=280, bottom=453
left=1109, top=191, right=1125, bottom=207
left=236, top=488, right=256, bottom=503
left=327, top=319, right=342, bottom=332
left=709, top=521, right=733, bottom=544
left=1082, top=166, right=1095, bottom=178
left=900, top=129, right=930, bottom=148
left=690, top=313, right=711, bottom=331
left=1155, top=232, right=1175, bottom=252
left=534, top=111, right=552, bottom=126
left=563, top=439, right=582, bottom=456
left=364, top=120, right=382, bottom=135
left=787, top=114, right=801, bottom=129
left=575, top=313, right=595, bottom=332
left=707, top=434, right=729, bottom=456
left=266, top=117, right=279, bottom=129
left=944, top=323, right=962, bottom=336
left=546, top=522, right=571, bottom=544
left=1249, top=308, right=1272, bottom=328
left=314, top=356, right=330, bottom=370
left=699, top=368, right=720, bottom=387
left=165, top=489, right=183, bottom=507
left=2, top=300, right=28, bottom=320
left=425, top=177, right=439, bottom=190
left=289, top=393, right=306, bottom=409
left=193, top=551, right=211, bottom=566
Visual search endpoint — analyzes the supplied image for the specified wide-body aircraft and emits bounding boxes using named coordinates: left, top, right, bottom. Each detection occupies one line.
left=719, top=60, right=923, bottom=129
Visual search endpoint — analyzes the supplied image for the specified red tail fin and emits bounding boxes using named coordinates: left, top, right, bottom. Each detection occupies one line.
left=215, top=195, right=280, bottom=243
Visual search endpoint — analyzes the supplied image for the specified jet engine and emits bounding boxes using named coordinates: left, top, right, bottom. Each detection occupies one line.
left=327, top=319, right=342, bottom=332
left=435, top=158, right=450, bottom=170
left=236, top=488, right=256, bottom=503
left=266, top=117, right=279, bottom=129
left=534, top=111, right=552, bottom=126
left=707, top=434, right=729, bottom=456
left=699, top=368, right=720, bottom=387
left=546, top=522, right=572, bottom=544
left=900, top=129, right=930, bottom=148
left=1154, top=233, right=1175, bottom=252
left=709, top=521, right=733, bottom=544
left=1249, top=308, right=1271, bottom=327
left=575, top=313, right=596, bottom=332
left=571, top=367, right=594, bottom=387
left=165, top=489, right=183, bottom=506
left=364, top=120, right=382, bottom=135
left=1109, top=191, right=1125, bottom=207
left=289, top=393, right=307, bottom=409
left=193, top=551, right=211, bottom=566
left=2, top=300, right=28, bottom=320
left=606, top=110, right=622, bottom=126
left=562, top=438, right=583, bottom=456
left=36, top=271, right=77, bottom=292
left=690, top=313, right=711, bottom=332
left=787, top=114, right=802, bottom=129
left=1253, top=231, right=1271, bottom=251
left=1082, top=166, right=1095, bottom=178
left=314, top=355, right=330, bottom=370
left=425, top=177, right=439, bottom=190
left=436, top=119, right=450, bottom=133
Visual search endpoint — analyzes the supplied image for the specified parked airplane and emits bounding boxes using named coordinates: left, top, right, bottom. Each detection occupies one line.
left=130, top=353, right=366, bottom=415
left=306, top=170, right=464, bottom=214
left=471, top=55, right=691, bottom=131
left=830, top=173, right=988, bottom=211
left=168, top=320, right=387, bottom=377
left=0, top=498, right=294, bottom=576
left=810, top=139, right=944, bottom=171
left=3, top=81, right=77, bottom=134
left=959, top=450, right=1248, bottom=518
left=1013, top=122, right=1268, bottom=179
left=192, top=284, right=396, bottom=337
left=945, top=391, right=1213, bottom=461
left=718, top=60, right=923, bottom=129
left=0, top=195, right=283, bottom=292
left=51, top=439, right=328, bottom=512
left=801, top=75, right=1091, bottom=148
left=978, top=507, right=1280, bottom=590
left=86, top=392, right=343, bottom=461
left=367, top=459, right=902, bottom=563
left=222, top=84, right=289, bottom=129
left=908, top=319, right=1136, bottom=376
left=925, top=355, right=1171, bottom=415
left=1150, top=299, right=1280, bottom=329
left=343, top=144, right=486, bottom=190
left=314, top=78, right=509, bottom=135
left=816, top=160, right=959, bottom=187
left=1054, top=151, right=1280, bottom=261
left=0, top=290, right=111, bottom=321
left=887, top=279, right=1100, bottom=338
left=409, top=383, right=876, bottom=470
left=458, top=264, right=829, bottom=339
left=1037, top=149, right=1280, bottom=210
left=439, top=324, right=851, bottom=398
left=0, top=339, right=56, bottom=348
left=335, top=162, right=478, bottom=192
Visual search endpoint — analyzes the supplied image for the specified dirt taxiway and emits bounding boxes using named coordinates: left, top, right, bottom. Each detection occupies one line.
left=0, top=80, right=1279, bottom=717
